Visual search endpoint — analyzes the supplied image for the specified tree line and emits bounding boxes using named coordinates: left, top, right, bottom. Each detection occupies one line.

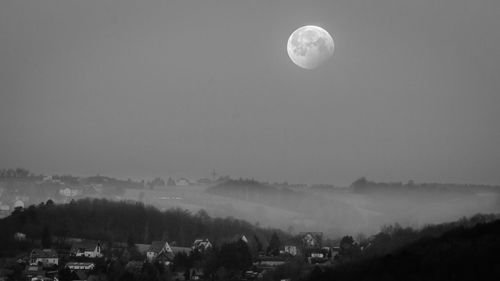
left=0, top=198, right=286, bottom=256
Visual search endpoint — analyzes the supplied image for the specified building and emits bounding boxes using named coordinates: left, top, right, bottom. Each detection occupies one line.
left=300, top=232, right=323, bottom=248
left=71, top=241, right=102, bottom=258
left=147, top=241, right=173, bottom=261
left=14, top=232, right=26, bottom=241
left=66, top=262, right=95, bottom=271
left=30, top=249, right=59, bottom=267
left=241, top=235, right=248, bottom=243
left=192, top=239, right=212, bottom=252
left=147, top=240, right=191, bottom=262
left=283, top=245, right=298, bottom=256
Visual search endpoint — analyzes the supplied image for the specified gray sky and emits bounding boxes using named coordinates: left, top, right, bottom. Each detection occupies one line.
left=1, top=0, right=499, bottom=185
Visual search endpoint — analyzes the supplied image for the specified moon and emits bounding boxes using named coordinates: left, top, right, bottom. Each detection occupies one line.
left=287, top=25, right=334, bottom=69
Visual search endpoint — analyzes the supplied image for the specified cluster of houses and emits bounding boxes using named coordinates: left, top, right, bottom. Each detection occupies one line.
left=16, top=232, right=340, bottom=281
left=22, top=238, right=215, bottom=281
left=253, top=232, right=339, bottom=271
left=25, top=240, right=103, bottom=281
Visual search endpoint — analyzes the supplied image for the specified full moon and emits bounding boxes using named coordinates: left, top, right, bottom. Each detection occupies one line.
left=287, top=25, right=334, bottom=69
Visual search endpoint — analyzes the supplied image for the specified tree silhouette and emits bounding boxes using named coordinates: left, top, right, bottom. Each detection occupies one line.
left=253, top=234, right=263, bottom=252
left=267, top=232, right=282, bottom=256
left=339, top=235, right=360, bottom=261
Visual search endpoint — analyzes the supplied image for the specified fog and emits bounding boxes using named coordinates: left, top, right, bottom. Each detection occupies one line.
left=1, top=170, right=499, bottom=239
left=200, top=179, right=500, bottom=237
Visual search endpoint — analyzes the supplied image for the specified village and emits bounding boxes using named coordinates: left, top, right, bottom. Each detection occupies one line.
left=2, top=171, right=497, bottom=281
left=3, top=231, right=342, bottom=281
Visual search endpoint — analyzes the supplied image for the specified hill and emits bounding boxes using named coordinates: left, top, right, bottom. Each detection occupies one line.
left=308, top=217, right=500, bottom=281
left=2, top=169, right=499, bottom=238
left=0, top=198, right=287, bottom=257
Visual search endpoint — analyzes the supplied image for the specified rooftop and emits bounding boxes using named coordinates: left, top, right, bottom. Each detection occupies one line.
left=31, top=249, right=58, bottom=258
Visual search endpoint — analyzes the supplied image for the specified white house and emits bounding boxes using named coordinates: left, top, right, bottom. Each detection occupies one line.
left=66, top=262, right=95, bottom=270
left=147, top=240, right=173, bottom=262
left=192, top=239, right=212, bottom=252
left=283, top=245, right=298, bottom=256
left=71, top=241, right=102, bottom=258
left=30, top=249, right=59, bottom=267
left=14, top=232, right=26, bottom=241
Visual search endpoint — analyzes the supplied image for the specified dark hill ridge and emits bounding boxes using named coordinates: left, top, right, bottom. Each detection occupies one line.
left=309, top=218, right=500, bottom=281
left=350, top=177, right=500, bottom=194
left=0, top=198, right=286, bottom=256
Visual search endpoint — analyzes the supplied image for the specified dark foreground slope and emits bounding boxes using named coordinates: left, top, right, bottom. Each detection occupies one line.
left=308, top=219, right=500, bottom=281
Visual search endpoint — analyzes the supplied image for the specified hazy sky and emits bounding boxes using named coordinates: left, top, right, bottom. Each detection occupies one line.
left=1, top=0, right=499, bottom=185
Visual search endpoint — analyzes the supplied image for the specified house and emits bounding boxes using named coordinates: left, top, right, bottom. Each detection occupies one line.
left=147, top=241, right=173, bottom=261
left=147, top=241, right=191, bottom=262
left=192, top=239, right=212, bottom=252
left=14, top=232, right=27, bottom=241
left=66, top=262, right=95, bottom=271
left=30, top=249, right=59, bottom=267
left=300, top=232, right=323, bottom=248
left=283, top=245, right=298, bottom=256
left=71, top=241, right=102, bottom=258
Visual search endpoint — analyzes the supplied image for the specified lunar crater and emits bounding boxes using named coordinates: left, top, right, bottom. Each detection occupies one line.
left=287, top=25, right=334, bottom=69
